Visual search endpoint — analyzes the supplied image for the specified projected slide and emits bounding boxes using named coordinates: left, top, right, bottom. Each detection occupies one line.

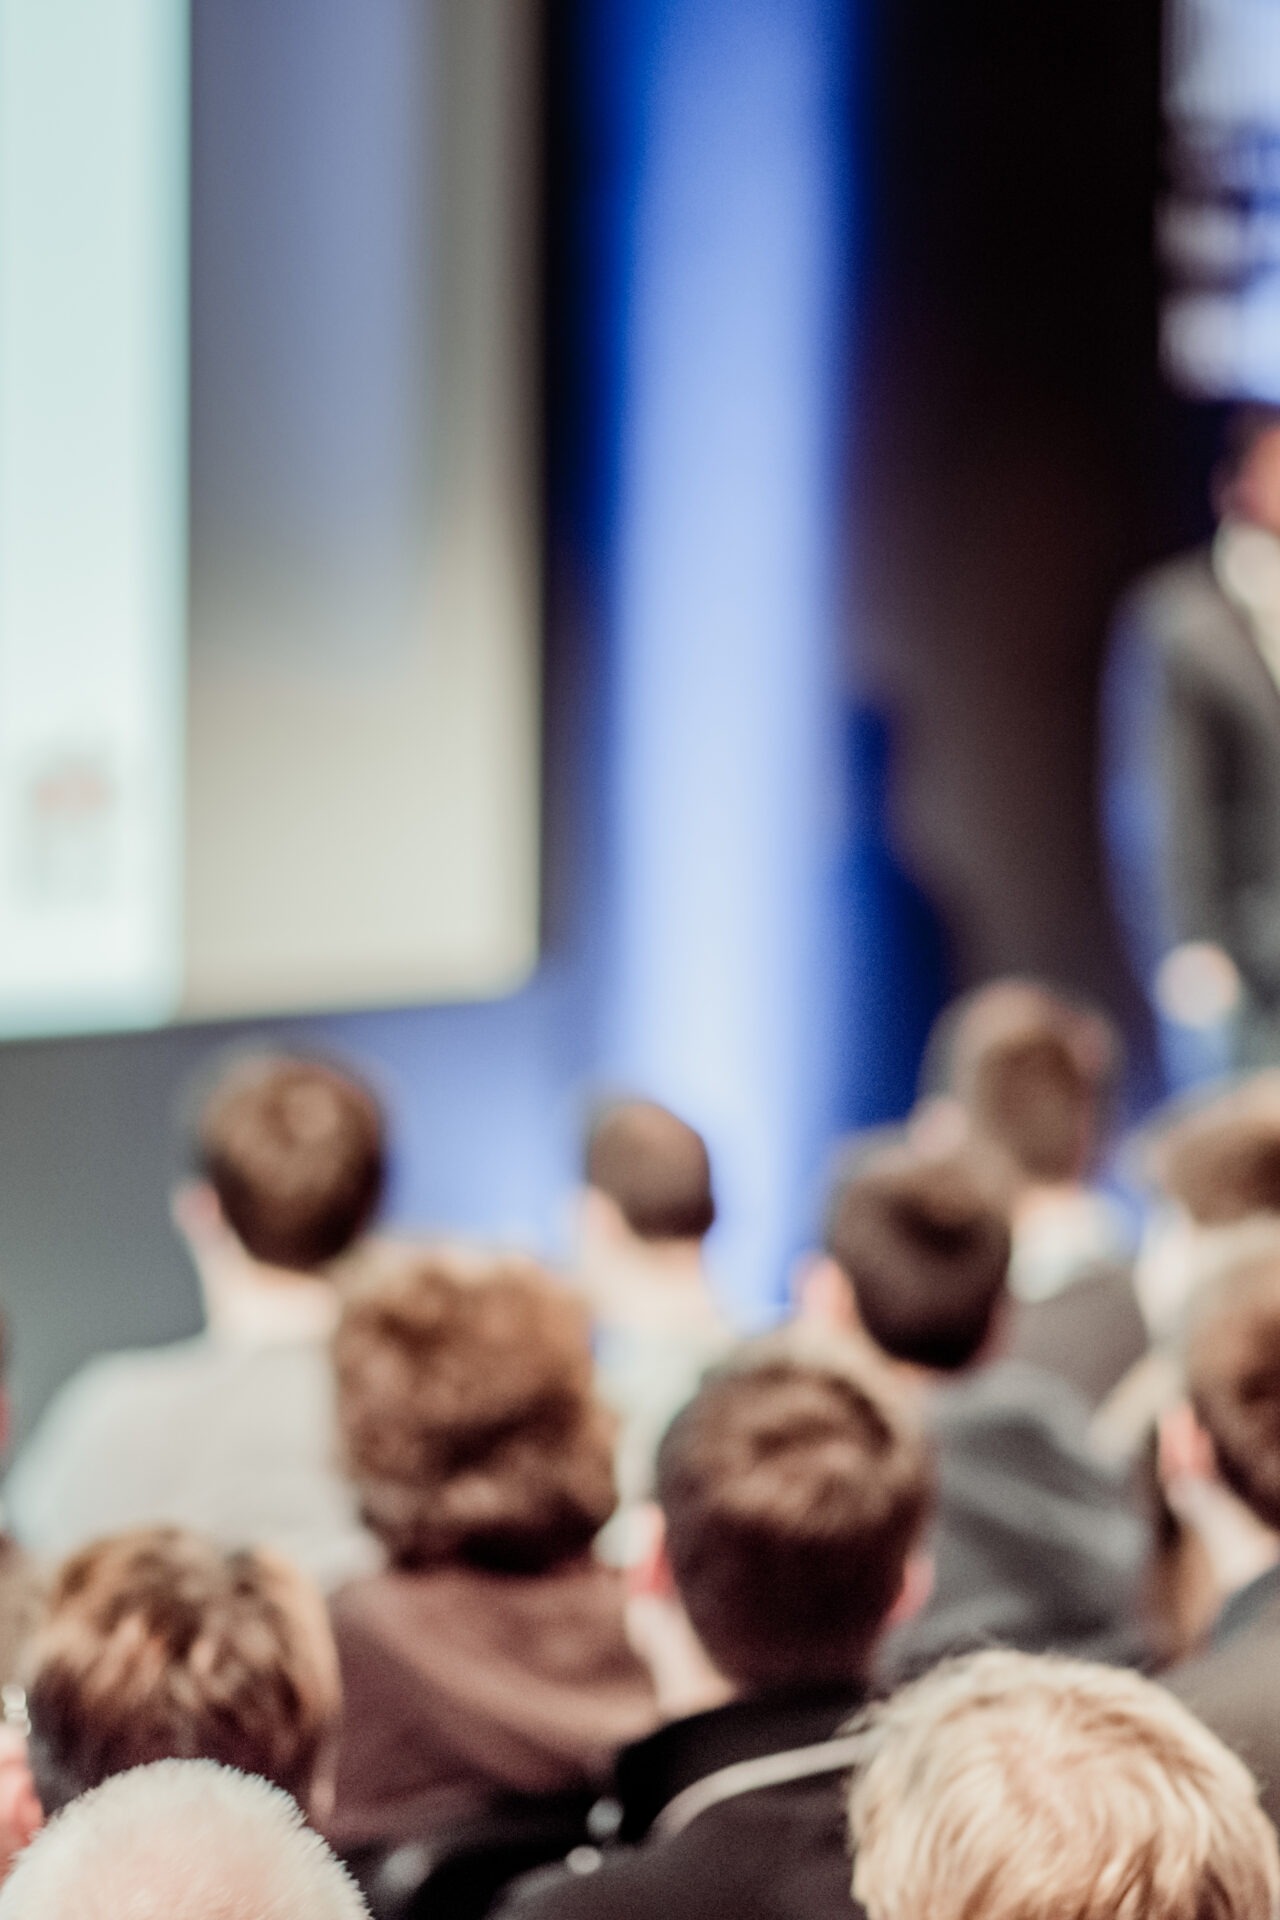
left=1163, top=0, right=1280, bottom=399
left=0, top=0, right=539, bottom=1038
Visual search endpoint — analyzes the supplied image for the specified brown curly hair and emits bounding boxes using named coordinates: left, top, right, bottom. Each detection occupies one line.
left=333, top=1251, right=618, bottom=1573
left=26, top=1528, right=339, bottom=1815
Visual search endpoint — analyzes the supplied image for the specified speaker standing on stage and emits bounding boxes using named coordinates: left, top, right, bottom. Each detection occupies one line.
left=1104, top=410, right=1280, bottom=1078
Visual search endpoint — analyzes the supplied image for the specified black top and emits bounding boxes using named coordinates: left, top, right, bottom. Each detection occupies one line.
left=501, top=1682, right=869, bottom=1920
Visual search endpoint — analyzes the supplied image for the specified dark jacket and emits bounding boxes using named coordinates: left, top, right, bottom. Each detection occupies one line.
left=325, top=1558, right=658, bottom=1855
left=1104, top=548, right=1280, bottom=1054
left=501, top=1683, right=869, bottom=1920
left=1165, top=1562, right=1280, bottom=1831
left=886, top=1361, right=1149, bottom=1680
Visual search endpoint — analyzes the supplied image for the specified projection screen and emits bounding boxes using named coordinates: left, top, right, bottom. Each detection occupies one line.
left=0, top=0, right=540, bottom=1037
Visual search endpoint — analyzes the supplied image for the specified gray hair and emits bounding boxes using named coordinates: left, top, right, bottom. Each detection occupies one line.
left=0, top=1759, right=368, bottom=1920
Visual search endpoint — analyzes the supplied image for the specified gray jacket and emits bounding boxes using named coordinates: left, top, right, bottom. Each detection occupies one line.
left=6, top=1333, right=380, bottom=1592
left=885, top=1361, right=1148, bottom=1680
left=1104, top=549, right=1280, bottom=1038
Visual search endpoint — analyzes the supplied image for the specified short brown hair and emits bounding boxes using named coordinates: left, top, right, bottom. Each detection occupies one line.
left=824, top=1140, right=1011, bottom=1370
left=656, top=1340, right=931, bottom=1688
left=849, top=1649, right=1279, bottom=1920
left=334, top=1251, right=617, bottom=1573
left=585, top=1100, right=716, bottom=1241
left=195, top=1053, right=385, bottom=1271
left=1186, top=1248, right=1280, bottom=1530
left=26, top=1528, right=340, bottom=1814
left=1153, top=1074, right=1280, bottom=1227
left=935, top=980, right=1120, bottom=1184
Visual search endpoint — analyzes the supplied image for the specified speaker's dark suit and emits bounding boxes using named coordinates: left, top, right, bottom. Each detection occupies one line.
left=1105, top=547, right=1280, bottom=1060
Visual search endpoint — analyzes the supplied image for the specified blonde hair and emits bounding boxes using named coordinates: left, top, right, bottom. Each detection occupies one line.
left=849, top=1650, right=1279, bottom=1920
left=0, top=1759, right=368, bottom=1920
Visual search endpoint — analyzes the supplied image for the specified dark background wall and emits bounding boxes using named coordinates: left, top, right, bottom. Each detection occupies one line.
left=853, top=0, right=1223, bottom=1098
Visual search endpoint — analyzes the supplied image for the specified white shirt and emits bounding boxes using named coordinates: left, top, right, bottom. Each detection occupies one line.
left=1214, top=518, right=1280, bottom=691
left=6, top=1281, right=381, bottom=1592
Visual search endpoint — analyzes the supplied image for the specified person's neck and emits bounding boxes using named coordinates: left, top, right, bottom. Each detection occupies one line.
left=580, top=1237, right=714, bottom=1326
left=196, top=1245, right=337, bottom=1344
left=595, top=1236, right=706, bottom=1282
left=1175, top=1477, right=1280, bottom=1610
left=895, top=1327, right=1005, bottom=1397
left=1011, top=1180, right=1088, bottom=1229
left=626, top=1591, right=737, bottom=1722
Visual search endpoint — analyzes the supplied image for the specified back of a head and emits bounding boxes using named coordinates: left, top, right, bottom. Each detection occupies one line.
left=656, top=1339, right=931, bottom=1689
left=334, top=1249, right=617, bottom=1573
left=584, top=1099, right=716, bottom=1243
left=26, top=1528, right=339, bottom=1815
left=824, top=1140, right=1012, bottom=1370
left=1153, top=1074, right=1280, bottom=1228
left=849, top=1649, right=1279, bottom=1920
left=195, top=1053, right=386, bottom=1271
left=0, top=1760, right=368, bottom=1920
left=935, top=979, right=1120, bottom=1185
left=1186, top=1248, right=1280, bottom=1531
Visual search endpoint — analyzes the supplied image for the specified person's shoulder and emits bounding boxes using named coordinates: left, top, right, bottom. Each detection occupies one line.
left=1111, top=546, right=1260, bottom=680
left=502, top=1785, right=855, bottom=1920
left=933, top=1358, right=1092, bottom=1436
left=5, top=1336, right=210, bottom=1547
left=1114, top=547, right=1217, bottom=629
left=30, top=1336, right=212, bottom=1431
left=500, top=1846, right=665, bottom=1920
left=1165, top=1611, right=1280, bottom=1811
left=932, top=1361, right=1136, bottom=1501
left=1168, top=1599, right=1280, bottom=1717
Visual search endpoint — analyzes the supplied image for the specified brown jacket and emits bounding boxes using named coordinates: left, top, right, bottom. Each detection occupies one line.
left=325, top=1557, right=658, bottom=1853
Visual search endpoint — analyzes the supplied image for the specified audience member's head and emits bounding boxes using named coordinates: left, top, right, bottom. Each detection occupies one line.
left=180, top=1052, right=386, bottom=1275
left=653, top=1339, right=931, bottom=1690
left=1132, top=1076, right=1280, bottom=1341
left=334, top=1250, right=617, bottom=1574
left=823, top=1139, right=1011, bottom=1371
left=0, top=1759, right=368, bottom=1920
left=583, top=1099, right=716, bottom=1246
left=1169, top=1246, right=1280, bottom=1544
left=1152, top=1074, right=1280, bottom=1230
left=927, top=979, right=1120, bottom=1189
left=26, top=1527, right=340, bottom=1817
left=848, top=1648, right=1279, bottom=1920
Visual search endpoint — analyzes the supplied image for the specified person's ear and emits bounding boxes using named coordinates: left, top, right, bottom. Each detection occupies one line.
left=169, top=1178, right=224, bottom=1250
left=907, top=1096, right=974, bottom=1157
left=1158, top=1400, right=1218, bottom=1490
left=887, top=1552, right=934, bottom=1630
left=627, top=1503, right=677, bottom=1602
left=0, top=1728, right=43, bottom=1879
left=578, top=1186, right=633, bottom=1256
left=793, top=1255, right=859, bottom=1332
